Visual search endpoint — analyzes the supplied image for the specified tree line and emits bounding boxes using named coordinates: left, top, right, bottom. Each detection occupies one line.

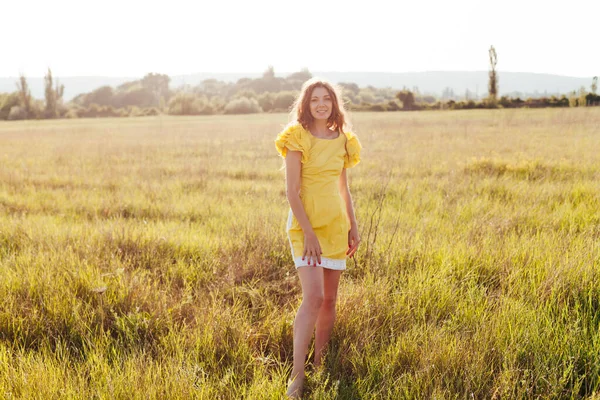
left=1, top=56, right=598, bottom=121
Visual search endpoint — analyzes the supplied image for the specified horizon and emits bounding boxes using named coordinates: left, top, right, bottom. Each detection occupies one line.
left=1, top=70, right=594, bottom=103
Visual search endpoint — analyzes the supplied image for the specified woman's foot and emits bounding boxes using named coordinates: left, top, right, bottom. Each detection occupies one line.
left=286, top=372, right=305, bottom=399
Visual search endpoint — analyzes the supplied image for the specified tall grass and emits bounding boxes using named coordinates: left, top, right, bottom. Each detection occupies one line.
left=1, top=108, right=600, bottom=398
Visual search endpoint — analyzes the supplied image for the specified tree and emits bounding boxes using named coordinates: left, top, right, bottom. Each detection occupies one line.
left=339, top=82, right=360, bottom=95
left=44, top=68, right=55, bottom=118
left=16, top=73, right=32, bottom=118
left=84, top=86, right=114, bottom=107
left=396, top=90, right=415, bottom=110
left=116, top=86, right=157, bottom=108
left=44, top=68, right=64, bottom=118
left=465, top=88, right=472, bottom=101
left=488, top=45, right=498, bottom=103
left=568, top=90, right=578, bottom=107
left=578, top=86, right=587, bottom=107
left=442, top=87, right=455, bottom=100
left=263, top=65, right=275, bottom=79
left=286, top=68, right=312, bottom=83
left=141, top=73, right=171, bottom=107
left=168, top=93, right=196, bottom=115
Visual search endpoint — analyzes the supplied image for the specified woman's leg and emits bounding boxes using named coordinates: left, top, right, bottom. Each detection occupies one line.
left=287, top=266, right=324, bottom=397
left=313, top=268, right=342, bottom=367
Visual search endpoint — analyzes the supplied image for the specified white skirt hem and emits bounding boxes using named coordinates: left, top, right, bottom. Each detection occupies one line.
left=293, top=256, right=346, bottom=270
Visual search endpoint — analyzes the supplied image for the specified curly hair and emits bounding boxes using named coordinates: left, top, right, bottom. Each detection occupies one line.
left=290, top=77, right=351, bottom=134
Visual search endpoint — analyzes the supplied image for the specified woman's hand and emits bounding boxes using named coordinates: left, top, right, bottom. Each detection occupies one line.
left=302, top=231, right=322, bottom=266
left=347, top=224, right=360, bottom=258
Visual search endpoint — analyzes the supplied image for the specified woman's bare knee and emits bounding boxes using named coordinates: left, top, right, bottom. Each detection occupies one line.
left=301, top=292, right=324, bottom=312
left=321, top=295, right=337, bottom=310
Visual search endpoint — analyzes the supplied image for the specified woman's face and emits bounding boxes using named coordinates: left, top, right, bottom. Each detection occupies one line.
left=309, top=86, right=333, bottom=121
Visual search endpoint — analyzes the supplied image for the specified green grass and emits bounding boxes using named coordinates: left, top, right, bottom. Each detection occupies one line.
left=1, top=108, right=600, bottom=399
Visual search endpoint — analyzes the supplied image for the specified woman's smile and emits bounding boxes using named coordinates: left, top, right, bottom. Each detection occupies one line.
left=310, top=87, right=333, bottom=120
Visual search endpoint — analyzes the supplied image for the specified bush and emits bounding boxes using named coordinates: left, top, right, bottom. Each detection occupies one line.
left=234, top=89, right=257, bottom=100
left=585, top=93, right=600, bottom=106
left=258, top=92, right=276, bottom=112
left=368, top=103, right=387, bottom=112
left=167, top=93, right=214, bottom=115
left=64, top=106, right=83, bottom=119
left=272, top=91, right=296, bottom=111
left=224, top=97, right=262, bottom=114
left=499, top=96, right=512, bottom=108
left=141, top=107, right=161, bottom=116
left=387, top=101, right=400, bottom=111
left=0, top=92, right=20, bottom=120
left=357, top=91, right=375, bottom=104
left=418, top=95, right=437, bottom=104
left=127, top=106, right=162, bottom=117
left=79, top=104, right=122, bottom=118
left=7, top=106, right=26, bottom=120
left=342, top=95, right=357, bottom=105
left=511, top=97, right=525, bottom=108
left=210, top=96, right=226, bottom=114
left=465, top=100, right=477, bottom=109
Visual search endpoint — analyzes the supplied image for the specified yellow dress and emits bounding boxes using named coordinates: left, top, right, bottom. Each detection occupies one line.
left=275, top=122, right=361, bottom=270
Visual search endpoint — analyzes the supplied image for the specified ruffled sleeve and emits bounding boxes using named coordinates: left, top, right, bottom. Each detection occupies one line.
left=343, top=131, right=362, bottom=168
left=274, top=123, right=311, bottom=164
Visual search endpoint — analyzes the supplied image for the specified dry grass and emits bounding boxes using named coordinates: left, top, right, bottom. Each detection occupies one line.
left=1, top=108, right=600, bottom=398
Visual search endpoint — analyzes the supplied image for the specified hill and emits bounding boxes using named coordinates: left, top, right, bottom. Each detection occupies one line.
left=0, top=71, right=593, bottom=101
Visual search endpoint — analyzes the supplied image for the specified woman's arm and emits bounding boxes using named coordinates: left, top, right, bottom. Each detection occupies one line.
left=339, top=168, right=360, bottom=257
left=285, top=151, right=322, bottom=265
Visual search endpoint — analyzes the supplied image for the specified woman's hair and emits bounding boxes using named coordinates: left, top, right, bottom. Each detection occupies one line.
left=290, top=77, right=351, bottom=134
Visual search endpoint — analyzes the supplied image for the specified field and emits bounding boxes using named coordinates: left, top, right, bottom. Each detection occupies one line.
left=1, top=108, right=600, bottom=399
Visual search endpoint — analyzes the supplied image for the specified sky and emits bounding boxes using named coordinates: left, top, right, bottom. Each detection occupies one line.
left=3, top=0, right=599, bottom=78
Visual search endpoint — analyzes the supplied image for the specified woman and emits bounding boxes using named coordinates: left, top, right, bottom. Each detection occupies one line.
left=274, top=77, right=361, bottom=398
